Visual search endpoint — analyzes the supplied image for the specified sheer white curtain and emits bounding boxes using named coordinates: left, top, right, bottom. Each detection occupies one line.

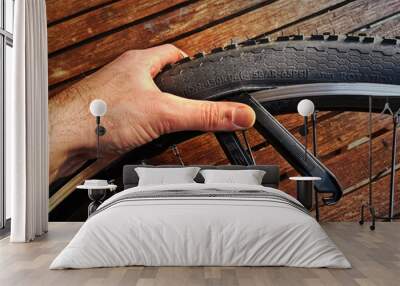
left=7, top=0, right=49, bottom=242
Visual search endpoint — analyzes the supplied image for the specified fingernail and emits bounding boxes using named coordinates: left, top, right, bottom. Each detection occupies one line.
left=232, top=106, right=255, bottom=129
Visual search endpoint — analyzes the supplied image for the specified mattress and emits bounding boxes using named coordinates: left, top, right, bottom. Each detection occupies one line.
left=50, top=183, right=351, bottom=269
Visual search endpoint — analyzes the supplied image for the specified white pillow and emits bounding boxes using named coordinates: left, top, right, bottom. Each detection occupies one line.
left=135, top=167, right=200, bottom=186
left=200, top=169, right=266, bottom=185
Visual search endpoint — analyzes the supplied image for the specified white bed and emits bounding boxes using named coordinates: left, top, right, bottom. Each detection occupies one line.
left=50, top=183, right=350, bottom=269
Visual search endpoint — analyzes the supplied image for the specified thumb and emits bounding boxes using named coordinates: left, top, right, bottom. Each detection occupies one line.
left=162, top=94, right=256, bottom=132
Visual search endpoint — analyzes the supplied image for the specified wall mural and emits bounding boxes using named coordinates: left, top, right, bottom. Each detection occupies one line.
left=47, top=0, right=400, bottom=222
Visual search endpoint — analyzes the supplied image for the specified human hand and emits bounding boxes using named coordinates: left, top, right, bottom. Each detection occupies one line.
left=49, top=44, right=255, bottom=183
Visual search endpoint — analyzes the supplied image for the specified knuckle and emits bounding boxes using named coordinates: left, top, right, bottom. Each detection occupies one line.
left=201, top=102, right=221, bottom=130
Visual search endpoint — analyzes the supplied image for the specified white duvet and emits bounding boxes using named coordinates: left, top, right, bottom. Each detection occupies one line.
left=50, top=183, right=350, bottom=269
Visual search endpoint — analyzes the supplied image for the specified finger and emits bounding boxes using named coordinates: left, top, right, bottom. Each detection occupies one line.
left=144, top=44, right=187, bottom=77
left=161, top=94, right=256, bottom=132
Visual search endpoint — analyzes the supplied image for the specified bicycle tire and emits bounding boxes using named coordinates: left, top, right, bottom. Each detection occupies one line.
left=155, top=34, right=400, bottom=100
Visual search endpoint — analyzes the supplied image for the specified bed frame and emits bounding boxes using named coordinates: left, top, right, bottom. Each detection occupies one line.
left=123, top=165, right=280, bottom=189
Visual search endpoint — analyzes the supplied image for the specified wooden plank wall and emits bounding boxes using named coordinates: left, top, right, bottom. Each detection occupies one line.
left=47, top=0, right=400, bottom=221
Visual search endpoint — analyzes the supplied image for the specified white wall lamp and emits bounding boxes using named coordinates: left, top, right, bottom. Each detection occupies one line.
left=297, top=99, right=315, bottom=161
left=90, top=99, right=107, bottom=159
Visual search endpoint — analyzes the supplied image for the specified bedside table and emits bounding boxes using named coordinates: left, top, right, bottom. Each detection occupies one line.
left=76, top=184, right=117, bottom=216
left=289, top=177, right=321, bottom=211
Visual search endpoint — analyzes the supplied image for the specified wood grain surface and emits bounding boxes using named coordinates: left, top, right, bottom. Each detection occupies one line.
left=48, top=0, right=187, bottom=53
left=47, top=0, right=116, bottom=24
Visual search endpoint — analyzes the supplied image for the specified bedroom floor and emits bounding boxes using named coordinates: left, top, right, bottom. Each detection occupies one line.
left=0, top=222, right=398, bottom=286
